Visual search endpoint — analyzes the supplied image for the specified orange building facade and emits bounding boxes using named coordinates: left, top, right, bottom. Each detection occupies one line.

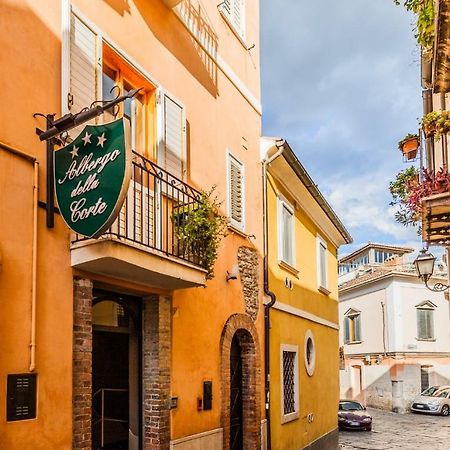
left=0, top=1, right=265, bottom=449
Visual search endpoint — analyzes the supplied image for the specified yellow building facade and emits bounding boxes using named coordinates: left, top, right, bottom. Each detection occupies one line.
left=261, top=138, right=352, bottom=450
left=0, top=1, right=265, bottom=449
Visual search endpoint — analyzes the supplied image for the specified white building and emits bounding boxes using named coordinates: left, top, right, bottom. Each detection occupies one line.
left=338, top=244, right=450, bottom=413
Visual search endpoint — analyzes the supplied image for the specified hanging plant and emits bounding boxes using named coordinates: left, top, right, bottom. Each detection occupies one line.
left=394, top=0, right=435, bottom=51
left=421, top=110, right=450, bottom=140
left=389, top=166, right=450, bottom=228
left=172, top=186, right=227, bottom=280
left=398, top=133, right=419, bottom=160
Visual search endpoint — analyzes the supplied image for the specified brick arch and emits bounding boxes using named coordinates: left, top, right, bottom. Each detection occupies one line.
left=220, top=313, right=261, bottom=450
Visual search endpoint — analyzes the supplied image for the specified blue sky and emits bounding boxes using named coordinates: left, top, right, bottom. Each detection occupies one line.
left=260, top=0, right=424, bottom=257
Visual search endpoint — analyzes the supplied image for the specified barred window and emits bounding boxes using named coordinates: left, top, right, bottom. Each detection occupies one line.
left=283, top=351, right=295, bottom=414
left=281, top=345, right=299, bottom=423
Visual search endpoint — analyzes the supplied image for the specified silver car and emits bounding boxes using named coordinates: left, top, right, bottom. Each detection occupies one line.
left=410, top=386, right=450, bottom=416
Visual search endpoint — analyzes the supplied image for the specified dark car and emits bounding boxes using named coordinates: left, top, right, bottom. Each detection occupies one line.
left=338, top=400, right=372, bottom=431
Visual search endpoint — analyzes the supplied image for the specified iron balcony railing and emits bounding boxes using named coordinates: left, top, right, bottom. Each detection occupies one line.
left=72, top=151, right=206, bottom=269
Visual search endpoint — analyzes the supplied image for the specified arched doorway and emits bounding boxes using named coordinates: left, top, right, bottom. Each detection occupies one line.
left=92, top=297, right=141, bottom=450
left=220, top=314, right=261, bottom=450
left=230, top=335, right=243, bottom=450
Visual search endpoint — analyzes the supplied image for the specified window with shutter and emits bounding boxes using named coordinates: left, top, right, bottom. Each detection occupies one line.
left=219, top=0, right=246, bottom=40
left=228, top=153, right=245, bottom=230
left=277, top=196, right=295, bottom=267
left=157, top=92, right=186, bottom=180
left=416, top=304, right=435, bottom=340
left=317, top=236, right=328, bottom=291
left=344, top=309, right=362, bottom=344
left=66, top=14, right=101, bottom=137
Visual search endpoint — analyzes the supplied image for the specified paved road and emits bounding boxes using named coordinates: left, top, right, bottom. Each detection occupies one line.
left=339, top=407, right=450, bottom=449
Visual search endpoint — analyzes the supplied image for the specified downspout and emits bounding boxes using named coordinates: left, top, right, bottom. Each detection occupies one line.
left=380, top=301, right=387, bottom=357
left=262, top=140, right=284, bottom=450
left=0, top=142, right=39, bottom=372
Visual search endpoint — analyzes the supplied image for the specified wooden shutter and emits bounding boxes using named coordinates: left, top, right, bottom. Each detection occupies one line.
left=158, top=92, right=185, bottom=180
left=417, top=309, right=426, bottom=339
left=229, top=154, right=244, bottom=229
left=67, top=14, right=101, bottom=136
left=344, top=317, right=350, bottom=344
left=354, top=314, right=361, bottom=342
left=221, top=0, right=245, bottom=39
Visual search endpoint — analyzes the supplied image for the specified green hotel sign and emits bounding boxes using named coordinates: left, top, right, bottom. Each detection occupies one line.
left=54, top=119, right=131, bottom=238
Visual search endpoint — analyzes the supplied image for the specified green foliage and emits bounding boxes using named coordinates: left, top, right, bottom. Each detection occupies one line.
left=389, top=166, right=420, bottom=228
left=422, top=110, right=450, bottom=140
left=173, top=186, right=227, bottom=280
left=397, top=133, right=419, bottom=151
left=394, top=0, right=435, bottom=50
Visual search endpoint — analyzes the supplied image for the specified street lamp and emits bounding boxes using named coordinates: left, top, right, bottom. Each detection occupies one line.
left=414, top=248, right=449, bottom=292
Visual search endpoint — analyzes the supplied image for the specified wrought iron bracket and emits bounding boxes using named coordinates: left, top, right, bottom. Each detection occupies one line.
left=424, top=279, right=450, bottom=292
left=33, top=87, right=142, bottom=228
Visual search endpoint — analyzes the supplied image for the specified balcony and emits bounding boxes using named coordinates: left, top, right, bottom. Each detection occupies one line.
left=421, top=192, right=450, bottom=246
left=71, top=151, right=207, bottom=289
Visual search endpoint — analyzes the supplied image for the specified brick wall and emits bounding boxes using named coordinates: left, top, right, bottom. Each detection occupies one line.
left=72, top=277, right=93, bottom=450
left=143, top=295, right=172, bottom=450
left=220, top=313, right=261, bottom=450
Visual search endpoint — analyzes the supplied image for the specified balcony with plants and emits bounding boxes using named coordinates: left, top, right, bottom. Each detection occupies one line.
left=71, top=151, right=226, bottom=289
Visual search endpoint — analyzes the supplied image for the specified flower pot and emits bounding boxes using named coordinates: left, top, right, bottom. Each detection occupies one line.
left=400, top=137, right=419, bottom=160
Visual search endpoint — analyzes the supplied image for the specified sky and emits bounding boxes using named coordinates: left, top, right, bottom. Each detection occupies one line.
left=260, top=0, right=425, bottom=258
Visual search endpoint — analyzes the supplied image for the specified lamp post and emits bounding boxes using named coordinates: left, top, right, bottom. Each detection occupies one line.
left=414, top=248, right=449, bottom=292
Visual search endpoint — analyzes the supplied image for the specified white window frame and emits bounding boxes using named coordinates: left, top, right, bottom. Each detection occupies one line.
left=227, top=151, right=246, bottom=232
left=316, top=235, right=329, bottom=294
left=416, top=301, right=436, bottom=341
left=280, top=344, right=299, bottom=424
left=304, top=330, right=316, bottom=377
left=344, top=308, right=362, bottom=344
left=277, top=195, right=296, bottom=269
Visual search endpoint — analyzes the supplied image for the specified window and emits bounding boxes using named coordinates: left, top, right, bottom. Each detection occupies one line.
left=304, top=330, right=316, bottom=377
left=219, top=0, right=246, bottom=41
left=65, top=12, right=186, bottom=179
left=416, top=301, right=436, bottom=340
left=317, top=236, right=328, bottom=293
left=280, top=344, right=299, bottom=423
left=344, top=309, right=362, bottom=344
left=277, top=196, right=295, bottom=267
left=227, top=153, right=245, bottom=231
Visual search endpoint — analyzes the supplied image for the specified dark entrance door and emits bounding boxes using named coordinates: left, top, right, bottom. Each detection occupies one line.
left=92, top=297, right=141, bottom=450
left=230, top=334, right=243, bottom=450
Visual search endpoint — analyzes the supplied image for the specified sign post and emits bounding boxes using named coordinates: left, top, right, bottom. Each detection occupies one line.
left=54, top=118, right=131, bottom=238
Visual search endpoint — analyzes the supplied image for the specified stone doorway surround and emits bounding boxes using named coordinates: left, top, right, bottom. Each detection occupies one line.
left=72, top=277, right=172, bottom=450
left=220, top=314, right=261, bottom=450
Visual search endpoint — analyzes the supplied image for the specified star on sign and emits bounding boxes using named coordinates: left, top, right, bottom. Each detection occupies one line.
left=69, top=145, right=79, bottom=159
left=97, top=133, right=107, bottom=148
left=81, top=131, right=92, bottom=146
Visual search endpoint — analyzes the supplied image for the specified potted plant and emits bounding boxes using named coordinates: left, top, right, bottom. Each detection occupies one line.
left=421, top=110, right=450, bottom=140
left=398, top=133, right=419, bottom=160
left=389, top=166, right=450, bottom=229
left=172, top=186, right=227, bottom=280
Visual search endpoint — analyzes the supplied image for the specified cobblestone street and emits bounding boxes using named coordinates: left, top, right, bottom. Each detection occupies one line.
left=339, top=408, right=450, bottom=449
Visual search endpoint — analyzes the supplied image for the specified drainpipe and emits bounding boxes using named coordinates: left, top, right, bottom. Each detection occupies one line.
left=0, top=142, right=39, bottom=372
left=262, top=140, right=284, bottom=450
left=380, top=302, right=387, bottom=357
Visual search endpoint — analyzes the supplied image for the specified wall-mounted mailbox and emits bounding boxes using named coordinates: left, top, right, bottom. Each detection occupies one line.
left=203, top=381, right=212, bottom=411
left=7, top=373, right=37, bottom=421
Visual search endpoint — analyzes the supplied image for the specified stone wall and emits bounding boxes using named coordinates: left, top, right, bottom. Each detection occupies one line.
left=237, top=246, right=259, bottom=321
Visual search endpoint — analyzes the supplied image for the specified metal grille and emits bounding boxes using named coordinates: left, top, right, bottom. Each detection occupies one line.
left=283, top=351, right=296, bottom=415
left=72, top=151, right=206, bottom=269
left=7, top=374, right=37, bottom=421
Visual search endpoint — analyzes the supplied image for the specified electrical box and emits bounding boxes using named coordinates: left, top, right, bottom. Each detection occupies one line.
left=203, top=381, right=212, bottom=411
left=7, top=374, right=37, bottom=421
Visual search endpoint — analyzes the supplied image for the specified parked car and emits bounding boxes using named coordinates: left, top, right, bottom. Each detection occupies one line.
left=411, top=386, right=450, bottom=416
left=338, top=400, right=372, bottom=431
